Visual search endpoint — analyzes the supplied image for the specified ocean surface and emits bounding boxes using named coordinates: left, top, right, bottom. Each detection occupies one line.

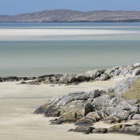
left=0, top=22, right=140, bottom=76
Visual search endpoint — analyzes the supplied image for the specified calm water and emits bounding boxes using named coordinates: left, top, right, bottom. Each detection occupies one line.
left=0, top=22, right=140, bottom=76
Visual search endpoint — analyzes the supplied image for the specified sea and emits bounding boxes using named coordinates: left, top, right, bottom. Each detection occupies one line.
left=0, top=22, right=140, bottom=76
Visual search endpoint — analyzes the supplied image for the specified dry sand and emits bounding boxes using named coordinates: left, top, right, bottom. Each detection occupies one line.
left=0, top=79, right=139, bottom=140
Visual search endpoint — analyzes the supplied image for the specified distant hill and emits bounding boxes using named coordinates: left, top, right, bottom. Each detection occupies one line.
left=0, top=10, right=140, bottom=22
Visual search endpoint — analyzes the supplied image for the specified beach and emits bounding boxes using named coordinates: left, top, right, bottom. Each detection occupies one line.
left=0, top=79, right=139, bottom=140
left=0, top=28, right=138, bottom=41
left=0, top=22, right=140, bottom=140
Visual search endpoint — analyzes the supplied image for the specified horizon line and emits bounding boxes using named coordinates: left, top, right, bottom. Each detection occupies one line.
left=1, top=9, right=140, bottom=16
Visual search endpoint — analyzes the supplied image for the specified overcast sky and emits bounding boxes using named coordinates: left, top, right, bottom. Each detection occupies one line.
left=0, top=0, right=140, bottom=15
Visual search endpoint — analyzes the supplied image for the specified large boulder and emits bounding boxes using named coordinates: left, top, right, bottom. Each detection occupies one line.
left=132, top=114, right=140, bottom=120
left=85, top=69, right=105, bottom=80
left=132, top=67, right=140, bottom=76
left=69, top=126, right=94, bottom=134
left=110, top=77, right=139, bottom=95
left=120, top=124, right=140, bottom=135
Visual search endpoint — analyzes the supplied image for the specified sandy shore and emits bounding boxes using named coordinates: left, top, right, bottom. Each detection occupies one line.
left=0, top=79, right=139, bottom=140
left=0, top=29, right=138, bottom=40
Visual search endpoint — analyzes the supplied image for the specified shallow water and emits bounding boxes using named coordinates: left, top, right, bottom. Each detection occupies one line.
left=0, top=22, right=140, bottom=76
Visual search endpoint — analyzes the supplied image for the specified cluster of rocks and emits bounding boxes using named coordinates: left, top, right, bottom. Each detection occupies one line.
left=33, top=63, right=140, bottom=135
left=0, top=76, right=35, bottom=82
left=70, top=123, right=140, bottom=135
left=0, top=63, right=140, bottom=85
left=34, top=88, right=140, bottom=135
left=26, top=63, right=140, bottom=85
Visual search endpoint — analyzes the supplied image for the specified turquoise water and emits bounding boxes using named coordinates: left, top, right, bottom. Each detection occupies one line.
left=0, top=23, right=140, bottom=76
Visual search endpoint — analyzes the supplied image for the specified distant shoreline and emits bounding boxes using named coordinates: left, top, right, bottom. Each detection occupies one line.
left=0, top=10, right=140, bottom=23
left=1, top=21, right=140, bottom=23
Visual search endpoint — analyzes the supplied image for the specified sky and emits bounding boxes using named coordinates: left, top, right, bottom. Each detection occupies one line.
left=0, top=0, right=140, bottom=15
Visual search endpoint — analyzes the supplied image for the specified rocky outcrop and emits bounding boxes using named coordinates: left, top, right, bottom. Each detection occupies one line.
left=0, top=76, right=35, bottom=82
left=34, top=64, right=140, bottom=135
left=0, top=63, right=140, bottom=85
left=35, top=88, right=140, bottom=135
left=22, top=63, right=140, bottom=85
left=70, top=124, right=140, bottom=135
left=35, top=89, right=140, bottom=134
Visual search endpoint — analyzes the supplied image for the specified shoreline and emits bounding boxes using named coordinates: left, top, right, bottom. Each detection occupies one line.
left=0, top=63, right=139, bottom=84
left=1, top=21, right=140, bottom=23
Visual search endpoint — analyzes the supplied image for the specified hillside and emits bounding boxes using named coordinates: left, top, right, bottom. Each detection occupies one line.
left=0, top=10, right=140, bottom=22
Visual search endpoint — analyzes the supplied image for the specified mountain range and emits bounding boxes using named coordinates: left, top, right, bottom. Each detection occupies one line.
left=0, top=9, right=140, bottom=22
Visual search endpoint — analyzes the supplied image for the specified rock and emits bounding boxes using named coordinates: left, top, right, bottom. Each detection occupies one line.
left=75, top=118, right=93, bottom=127
left=40, top=99, right=93, bottom=124
left=92, top=128, right=108, bottom=134
left=105, top=67, right=121, bottom=77
left=69, top=126, right=94, bottom=134
left=60, top=100, right=87, bottom=122
left=108, top=124, right=140, bottom=135
left=75, top=74, right=90, bottom=83
left=0, top=76, right=31, bottom=82
left=132, top=114, right=140, bottom=120
left=117, top=100, right=138, bottom=113
left=0, top=63, right=139, bottom=85
left=132, top=68, right=140, bottom=76
left=20, top=81, right=27, bottom=84
left=85, top=69, right=105, bottom=80
left=112, top=77, right=139, bottom=95
left=35, top=85, right=140, bottom=135
left=120, top=124, right=140, bottom=135
left=35, top=88, right=140, bottom=125
left=84, top=103, right=94, bottom=116
left=45, top=107, right=61, bottom=117
left=108, top=124, right=126, bottom=132
left=92, top=95, right=123, bottom=110
left=86, top=111, right=103, bottom=122
left=98, top=74, right=111, bottom=81
left=34, top=90, right=102, bottom=115
left=50, top=119, right=63, bottom=125
left=133, top=63, right=140, bottom=68
left=105, top=108, right=130, bottom=122
left=34, top=100, right=61, bottom=117
left=71, top=124, right=140, bottom=135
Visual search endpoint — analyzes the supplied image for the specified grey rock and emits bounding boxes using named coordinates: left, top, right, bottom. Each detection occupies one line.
left=0, top=63, right=139, bottom=85
left=35, top=88, right=140, bottom=125
left=132, top=114, right=140, bottom=120
left=97, top=74, right=111, bottom=81
left=132, top=68, right=140, bottom=76
left=75, top=118, right=93, bottom=127
left=112, top=77, right=140, bottom=95
left=133, top=63, right=140, bottom=68
left=69, top=126, right=94, bottom=134
left=85, top=69, right=105, bottom=80
left=92, top=128, right=108, bottom=134
left=120, top=124, right=140, bottom=135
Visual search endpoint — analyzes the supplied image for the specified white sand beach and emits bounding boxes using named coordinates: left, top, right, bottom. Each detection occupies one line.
left=0, top=78, right=139, bottom=140
left=0, top=29, right=138, bottom=41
